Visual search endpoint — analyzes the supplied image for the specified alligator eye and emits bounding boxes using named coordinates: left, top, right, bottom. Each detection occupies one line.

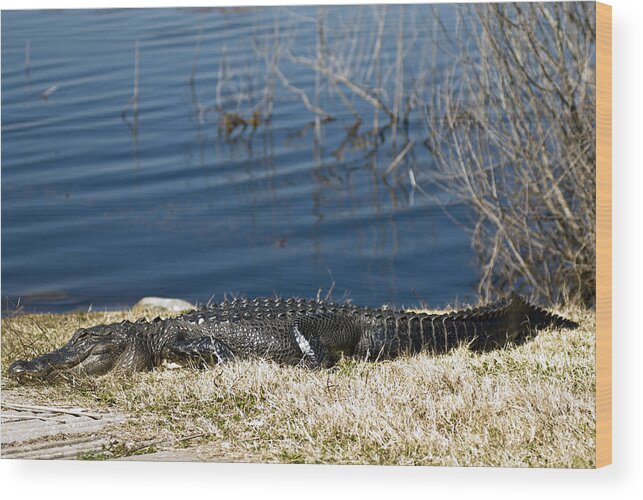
left=91, top=346, right=116, bottom=356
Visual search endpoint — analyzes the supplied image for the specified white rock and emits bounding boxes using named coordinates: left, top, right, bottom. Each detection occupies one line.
left=133, top=297, right=195, bottom=312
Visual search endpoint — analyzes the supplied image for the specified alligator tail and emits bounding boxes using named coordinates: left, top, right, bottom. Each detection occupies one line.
left=459, top=292, right=579, bottom=351
left=397, top=293, right=579, bottom=355
left=504, top=292, right=579, bottom=331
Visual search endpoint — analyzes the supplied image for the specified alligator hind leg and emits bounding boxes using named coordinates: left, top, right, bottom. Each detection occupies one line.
left=164, top=336, right=235, bottom=368
left=291, top=322, right=332, bottom=368
left=291, top=313, right=360, bottom=368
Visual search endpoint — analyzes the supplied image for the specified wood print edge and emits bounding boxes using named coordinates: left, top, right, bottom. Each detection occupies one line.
left=595, top=0, right=612, bottom=469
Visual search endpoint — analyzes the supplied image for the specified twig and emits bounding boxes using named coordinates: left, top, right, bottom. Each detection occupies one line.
left=324, top=268, right=336, bottom=302
left=124, top=432, right=208, bottom=456
left=272, top=64, right=333, bottom=119
left=0, top=412, right=66, bottom=423
left=41, top=85, right=58, bottom=100
left=382, top=140, right=415, bottom=178
left=287, top=52, right=395, bottom=120
left=25, top=40, right=30, bottom=78
left=1, top=403, right=103, bottom=420
left=121, top=40, right=140, bottom=134
left=392, top=5, right=405, bottom=145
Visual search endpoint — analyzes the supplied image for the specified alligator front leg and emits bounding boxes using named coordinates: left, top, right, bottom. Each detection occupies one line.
left=163, top=336, right=236, bottom=367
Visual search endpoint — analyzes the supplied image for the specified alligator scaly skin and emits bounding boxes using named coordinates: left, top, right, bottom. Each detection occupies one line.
left=7, top=293, right=579, bottom=381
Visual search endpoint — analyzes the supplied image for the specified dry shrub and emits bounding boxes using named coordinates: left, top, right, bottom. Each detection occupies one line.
left=423, top=2, right=596, bottom=307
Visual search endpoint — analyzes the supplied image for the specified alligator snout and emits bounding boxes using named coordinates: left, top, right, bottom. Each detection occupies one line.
left=7, top=321, right=154, bottom=382
left=8, top=358, right=54, bottom=380
left=7, top=340, right=95, bottom=381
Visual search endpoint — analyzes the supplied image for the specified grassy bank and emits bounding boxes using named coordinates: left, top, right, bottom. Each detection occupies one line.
left=1, top=305, right=595, bottom=467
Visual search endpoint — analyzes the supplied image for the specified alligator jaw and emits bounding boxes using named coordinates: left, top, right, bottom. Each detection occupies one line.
left=8, top=349, right=91, bottom=381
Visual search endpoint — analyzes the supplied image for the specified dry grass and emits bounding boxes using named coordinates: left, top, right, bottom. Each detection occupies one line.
left=1, top=305, right=595, bottom=467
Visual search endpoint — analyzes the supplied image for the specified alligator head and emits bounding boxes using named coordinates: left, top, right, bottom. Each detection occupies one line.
left=8, top=320, right=155, bottom=382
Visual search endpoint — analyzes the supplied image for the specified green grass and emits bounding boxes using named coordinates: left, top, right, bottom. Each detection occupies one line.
left=0, top=305, right=595, bottom=467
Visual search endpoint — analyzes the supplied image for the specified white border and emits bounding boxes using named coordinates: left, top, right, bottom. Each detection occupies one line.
left=1, top=0, right=641, bottom=498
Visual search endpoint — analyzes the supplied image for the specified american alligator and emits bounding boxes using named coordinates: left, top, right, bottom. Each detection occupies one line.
left=7, top=293, right=578, bottom=382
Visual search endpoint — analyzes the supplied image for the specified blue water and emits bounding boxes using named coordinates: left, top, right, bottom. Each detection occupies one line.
left=1, top=6, right=478, bottom=312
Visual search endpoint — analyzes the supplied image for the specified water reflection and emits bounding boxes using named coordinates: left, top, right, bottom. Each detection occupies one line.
left=121, top=40, right=140, bottom=168
left=1, top=5, right=477, bottom=312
